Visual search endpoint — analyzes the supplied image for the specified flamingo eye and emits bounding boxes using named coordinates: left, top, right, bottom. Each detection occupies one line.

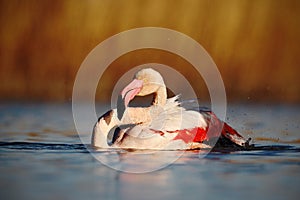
left=139, top=77, right=147, bottom=85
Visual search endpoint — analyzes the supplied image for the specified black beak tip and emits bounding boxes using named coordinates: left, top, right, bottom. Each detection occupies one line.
left=117, top=94, right=125, bottom=120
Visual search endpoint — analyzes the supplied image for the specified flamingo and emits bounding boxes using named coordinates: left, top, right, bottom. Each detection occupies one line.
left=92, top=68, right=248, bottom=150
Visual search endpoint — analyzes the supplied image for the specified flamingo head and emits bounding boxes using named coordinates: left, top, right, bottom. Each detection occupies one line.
left=121, top=68, right=165, bottom=107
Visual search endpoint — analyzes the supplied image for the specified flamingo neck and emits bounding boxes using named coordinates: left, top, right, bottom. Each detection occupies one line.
left=153, top=86, right=167, bottom=106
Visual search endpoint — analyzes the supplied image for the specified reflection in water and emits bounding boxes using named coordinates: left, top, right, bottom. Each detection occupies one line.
left=92, top=149, right=185, bottom=173
left=93, top=150, right=189, bottom=173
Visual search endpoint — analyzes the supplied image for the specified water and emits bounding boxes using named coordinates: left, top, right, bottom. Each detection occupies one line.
left=0, top=103, right=299, bottom=200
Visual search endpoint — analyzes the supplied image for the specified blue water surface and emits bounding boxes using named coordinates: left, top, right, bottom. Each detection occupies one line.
left=0, top=103, right=299, bottom=200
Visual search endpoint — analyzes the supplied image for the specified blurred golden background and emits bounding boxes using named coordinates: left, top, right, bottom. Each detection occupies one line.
left=1, top=0, right=299, bottom=103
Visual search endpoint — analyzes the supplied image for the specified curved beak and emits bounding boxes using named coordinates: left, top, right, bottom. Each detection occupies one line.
left=121, top=79, right=143, bottom=107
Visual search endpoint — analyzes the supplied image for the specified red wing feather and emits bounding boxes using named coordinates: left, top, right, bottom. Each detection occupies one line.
left=171, top=111, right=246, bottom=146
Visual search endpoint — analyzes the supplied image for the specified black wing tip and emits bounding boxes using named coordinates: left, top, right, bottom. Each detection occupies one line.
left=98, top=110, right=114, bottom=124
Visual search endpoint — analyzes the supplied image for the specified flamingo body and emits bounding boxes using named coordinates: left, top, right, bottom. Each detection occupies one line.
left=92, top=68, right=247, bottom=150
